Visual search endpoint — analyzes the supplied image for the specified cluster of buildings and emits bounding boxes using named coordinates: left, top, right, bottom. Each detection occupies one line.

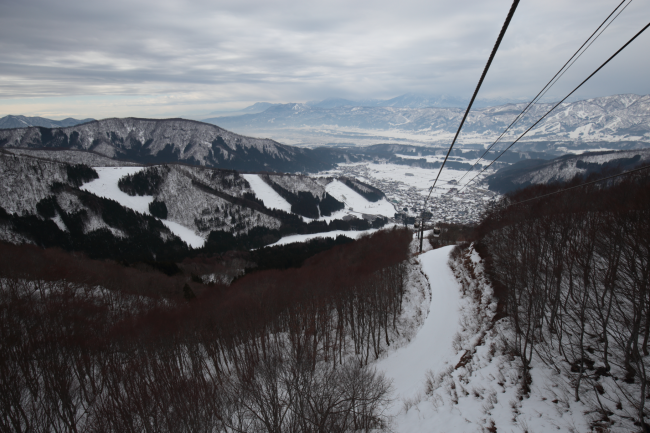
left=324, top=163, right=499, bottom=226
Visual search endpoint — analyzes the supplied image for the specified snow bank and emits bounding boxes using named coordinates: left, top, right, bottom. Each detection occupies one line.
left=325, top=180, right=395, bottom=217
left=81, top=167, right=206, bottom=248
left=242, top=174, right=292, bottom=212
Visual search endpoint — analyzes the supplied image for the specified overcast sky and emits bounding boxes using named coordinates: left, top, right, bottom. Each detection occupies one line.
left=0, top=0, right=648, bottom=119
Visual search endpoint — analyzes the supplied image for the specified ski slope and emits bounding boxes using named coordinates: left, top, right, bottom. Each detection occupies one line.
left=325, top=179, right=395, bottom=217
left=80, top=167, right=205, bottom=248
left=375, top=245, right=462, bottom=426
left=242, top=174, right=292, bottom=213
left=265, top=228, right=384, bottom=248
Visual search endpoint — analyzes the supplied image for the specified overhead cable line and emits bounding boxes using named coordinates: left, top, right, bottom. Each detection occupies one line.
left=501, top=163, right=650, bottom=208
left=417, top=0, right=520, bottom=252
left=455, top=0, right=633, bottom=187
left=457, top=19, right=650, bottom=194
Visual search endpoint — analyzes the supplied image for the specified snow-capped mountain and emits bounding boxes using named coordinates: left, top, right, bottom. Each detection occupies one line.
left=485, top=148, right=650, bottom=193
left=208, top=94, right=650, bottom=152
left=0, top=115, right=95, bottom=129
left=0, top=117, right=333, bottom=172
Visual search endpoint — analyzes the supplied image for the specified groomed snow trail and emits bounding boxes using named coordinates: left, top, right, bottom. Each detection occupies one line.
left=375, top=245, right=461, bottom=413
left=266, top=228, right=382, bottom=247
left=242, top=174, right=292, bottom=213
left=80, top=167, right=205, bottom=248
left=81, top=167, right=153, bottom=215
left=325, top=180, right=395, bottom=217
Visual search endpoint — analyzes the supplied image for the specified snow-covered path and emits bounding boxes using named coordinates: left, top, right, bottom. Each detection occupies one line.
left=376, top=245, right=461, bottom=411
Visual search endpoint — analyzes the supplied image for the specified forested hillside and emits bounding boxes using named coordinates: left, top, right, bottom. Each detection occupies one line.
left=476, top=172, right=650, bottom=431
left=0, top=228, right=413, bottom=432
left=0, top=118, right=334, bottom=172
left=0, top=152, right=386, bottom=264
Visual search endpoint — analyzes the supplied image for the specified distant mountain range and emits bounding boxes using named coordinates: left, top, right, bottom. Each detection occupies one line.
left=204, top=94, right=650, bottom=153
left=0, top=116, right=551, bottom=174
left=0, top=115, right=94, bottom=129
left=206, top=93, right=526, bottom=119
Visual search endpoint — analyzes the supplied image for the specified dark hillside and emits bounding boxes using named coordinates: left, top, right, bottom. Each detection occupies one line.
left=0, top=228, right=411, bottom=432
left=0, top=117, right=336, bottom=172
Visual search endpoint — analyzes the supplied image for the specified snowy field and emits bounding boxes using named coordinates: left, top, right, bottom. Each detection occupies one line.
left=80, top=167, right=206, bottom=248
left=322, top=163, right=477, bottom=198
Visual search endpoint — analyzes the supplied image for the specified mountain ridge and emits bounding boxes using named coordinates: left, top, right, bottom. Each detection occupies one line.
left=205, top=94, right=650, bottom=152
left=0, top=117, right=334, bottom=173
left=0, top=115, right=95, bottom=129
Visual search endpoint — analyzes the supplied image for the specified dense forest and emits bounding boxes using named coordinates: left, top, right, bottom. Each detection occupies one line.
left=475, top=171, right=650, bottom=429
left=0, top=228, right=412, bottom=432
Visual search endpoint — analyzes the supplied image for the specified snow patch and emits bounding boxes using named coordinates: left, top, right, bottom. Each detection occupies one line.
left=80, top=167, right=152, bottom=214
left=161, top=220, right=205, bottom=249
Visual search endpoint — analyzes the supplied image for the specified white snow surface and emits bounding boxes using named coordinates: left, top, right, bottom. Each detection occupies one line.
left=325, top=180, right=395, bottom=217
left=242, top=174, right=292, bottom=213
left=80, top=167, right=205, bottom=248
left=265, top=228, right=385, bottom=248
left=160, top=221, right=205, bottom=249
left=80, top=167, right=153, bottom=215
left=376, top=245, right=461, bottom=406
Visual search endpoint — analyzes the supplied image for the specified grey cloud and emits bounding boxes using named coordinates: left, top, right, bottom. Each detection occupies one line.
left=0, top=0, right=649, bottom=116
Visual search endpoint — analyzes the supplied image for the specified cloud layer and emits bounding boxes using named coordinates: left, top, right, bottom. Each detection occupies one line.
left=1, top=0, right=649, bottom=118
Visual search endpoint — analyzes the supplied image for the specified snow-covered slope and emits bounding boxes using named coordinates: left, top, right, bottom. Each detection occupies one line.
left=242, top=174, right=292, bottom=212
left=326, top=179, right=395, bottom=217
left=486, top=148, right=650, bottom=193
left=80, top=167, right=206, bottom=248
left=376, top=244, right=599, bottom=433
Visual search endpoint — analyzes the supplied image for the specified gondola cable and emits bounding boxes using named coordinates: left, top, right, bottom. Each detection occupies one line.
left=454, top=0, right=633, bottom=188
left=456, top=19, right=650, bottom=196
left=417, top=0, right=520, bottom=252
